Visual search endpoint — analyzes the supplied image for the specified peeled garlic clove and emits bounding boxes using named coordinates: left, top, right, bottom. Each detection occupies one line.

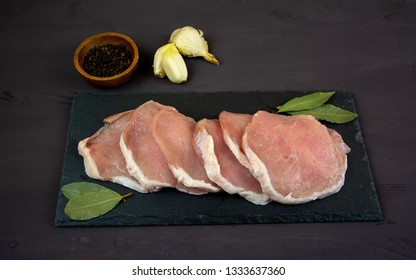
left=153, top=43, right=171, bottom=78
left=169, top=26, right=219, bottom=65
left=162, top=43, right=188, bottom=84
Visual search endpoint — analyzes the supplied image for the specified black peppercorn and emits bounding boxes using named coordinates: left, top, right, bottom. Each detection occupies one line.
left=83, top=44, right=132, bottom=77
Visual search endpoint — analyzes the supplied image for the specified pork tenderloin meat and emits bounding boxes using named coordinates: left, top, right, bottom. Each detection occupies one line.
left=242, top=111, right=350, bottom=204
left=194, top=118, right=270, bottom=205
left=78, top=110, right=146, bottom=193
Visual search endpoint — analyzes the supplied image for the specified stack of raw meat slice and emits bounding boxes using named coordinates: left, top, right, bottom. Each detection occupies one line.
left=78, top=100, right=350, bottom=205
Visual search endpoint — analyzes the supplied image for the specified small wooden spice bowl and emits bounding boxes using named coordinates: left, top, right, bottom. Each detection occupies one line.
left=74, top=32, right=139, bottom=88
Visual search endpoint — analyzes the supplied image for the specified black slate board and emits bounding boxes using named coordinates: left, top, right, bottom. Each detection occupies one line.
left=55, top=91, right=383, bottom=226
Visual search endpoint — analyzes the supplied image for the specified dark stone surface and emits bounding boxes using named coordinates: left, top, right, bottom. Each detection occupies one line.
left=55, top=91, right=382, bottom=226
left=1, top=0, right=415, bottom=259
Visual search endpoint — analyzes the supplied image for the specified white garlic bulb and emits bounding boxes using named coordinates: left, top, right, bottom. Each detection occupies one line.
left=169, top=26, right=219, bottom=65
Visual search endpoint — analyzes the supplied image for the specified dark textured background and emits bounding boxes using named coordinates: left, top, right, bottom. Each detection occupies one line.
left=1, top=0, right=415, bottom=259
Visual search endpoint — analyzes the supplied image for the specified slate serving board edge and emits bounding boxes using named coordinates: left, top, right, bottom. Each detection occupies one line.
left=54, top=91, right=383, bottom=227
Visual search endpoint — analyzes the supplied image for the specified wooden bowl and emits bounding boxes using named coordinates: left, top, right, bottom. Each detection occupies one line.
left=74, top=32, right=139, bottom=88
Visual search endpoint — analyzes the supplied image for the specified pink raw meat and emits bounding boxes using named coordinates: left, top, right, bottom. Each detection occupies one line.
left=152, top=110, right=221, bottom=194
left=242, top=111, right=350, bottom=204
left=78, top=110, right=145, bottom=193
left=119, top=101, right=178, bottom=191
left=219, top=111, right=253, bottom=169
left=194, top=119, right=270, bottom=205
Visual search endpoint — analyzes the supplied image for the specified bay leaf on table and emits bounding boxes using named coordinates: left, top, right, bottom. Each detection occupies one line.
left=61, top=182, right=108, bottom=199
left=288, top=104, right=358, bottom=124
left=277, top=91, right=335, bottom=113
left=64, top=189, right=131, bottom=221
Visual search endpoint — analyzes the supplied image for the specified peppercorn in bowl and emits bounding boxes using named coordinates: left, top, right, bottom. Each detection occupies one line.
left=74, top=32, right=139, bottom=87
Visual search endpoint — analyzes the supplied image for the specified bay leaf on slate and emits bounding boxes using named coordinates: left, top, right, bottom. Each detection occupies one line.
left=61, top=182, right=107, bottom=199
left=64, top=189, right=131, bottom=221
left=288, top=104, right=358, bottom=124
left=277, top=91, right=335, bottom=113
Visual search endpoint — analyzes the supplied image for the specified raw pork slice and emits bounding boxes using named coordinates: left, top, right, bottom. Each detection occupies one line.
left=194, top=119, right=270, bottom=205
left=219, top=111, right=252, bottom=169
left=242, top=111, right=350, bottom=204
left=119, top=101, right=178, bottom=192
left=152, top=110, right=221, bottom=194
left=78, top=110, right=146, bottom=193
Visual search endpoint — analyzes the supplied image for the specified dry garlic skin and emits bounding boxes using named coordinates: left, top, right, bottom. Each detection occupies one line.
left=169, top=26, right=219, bottom=65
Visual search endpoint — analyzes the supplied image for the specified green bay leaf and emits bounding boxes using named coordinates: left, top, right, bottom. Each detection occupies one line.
left=277, top=91, right=336, bottom=113
left=64, top=189, right=131, bottom=221
left=61, top=182, right=108, bottom=199
left=288, top=104, right=358, bottom=123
